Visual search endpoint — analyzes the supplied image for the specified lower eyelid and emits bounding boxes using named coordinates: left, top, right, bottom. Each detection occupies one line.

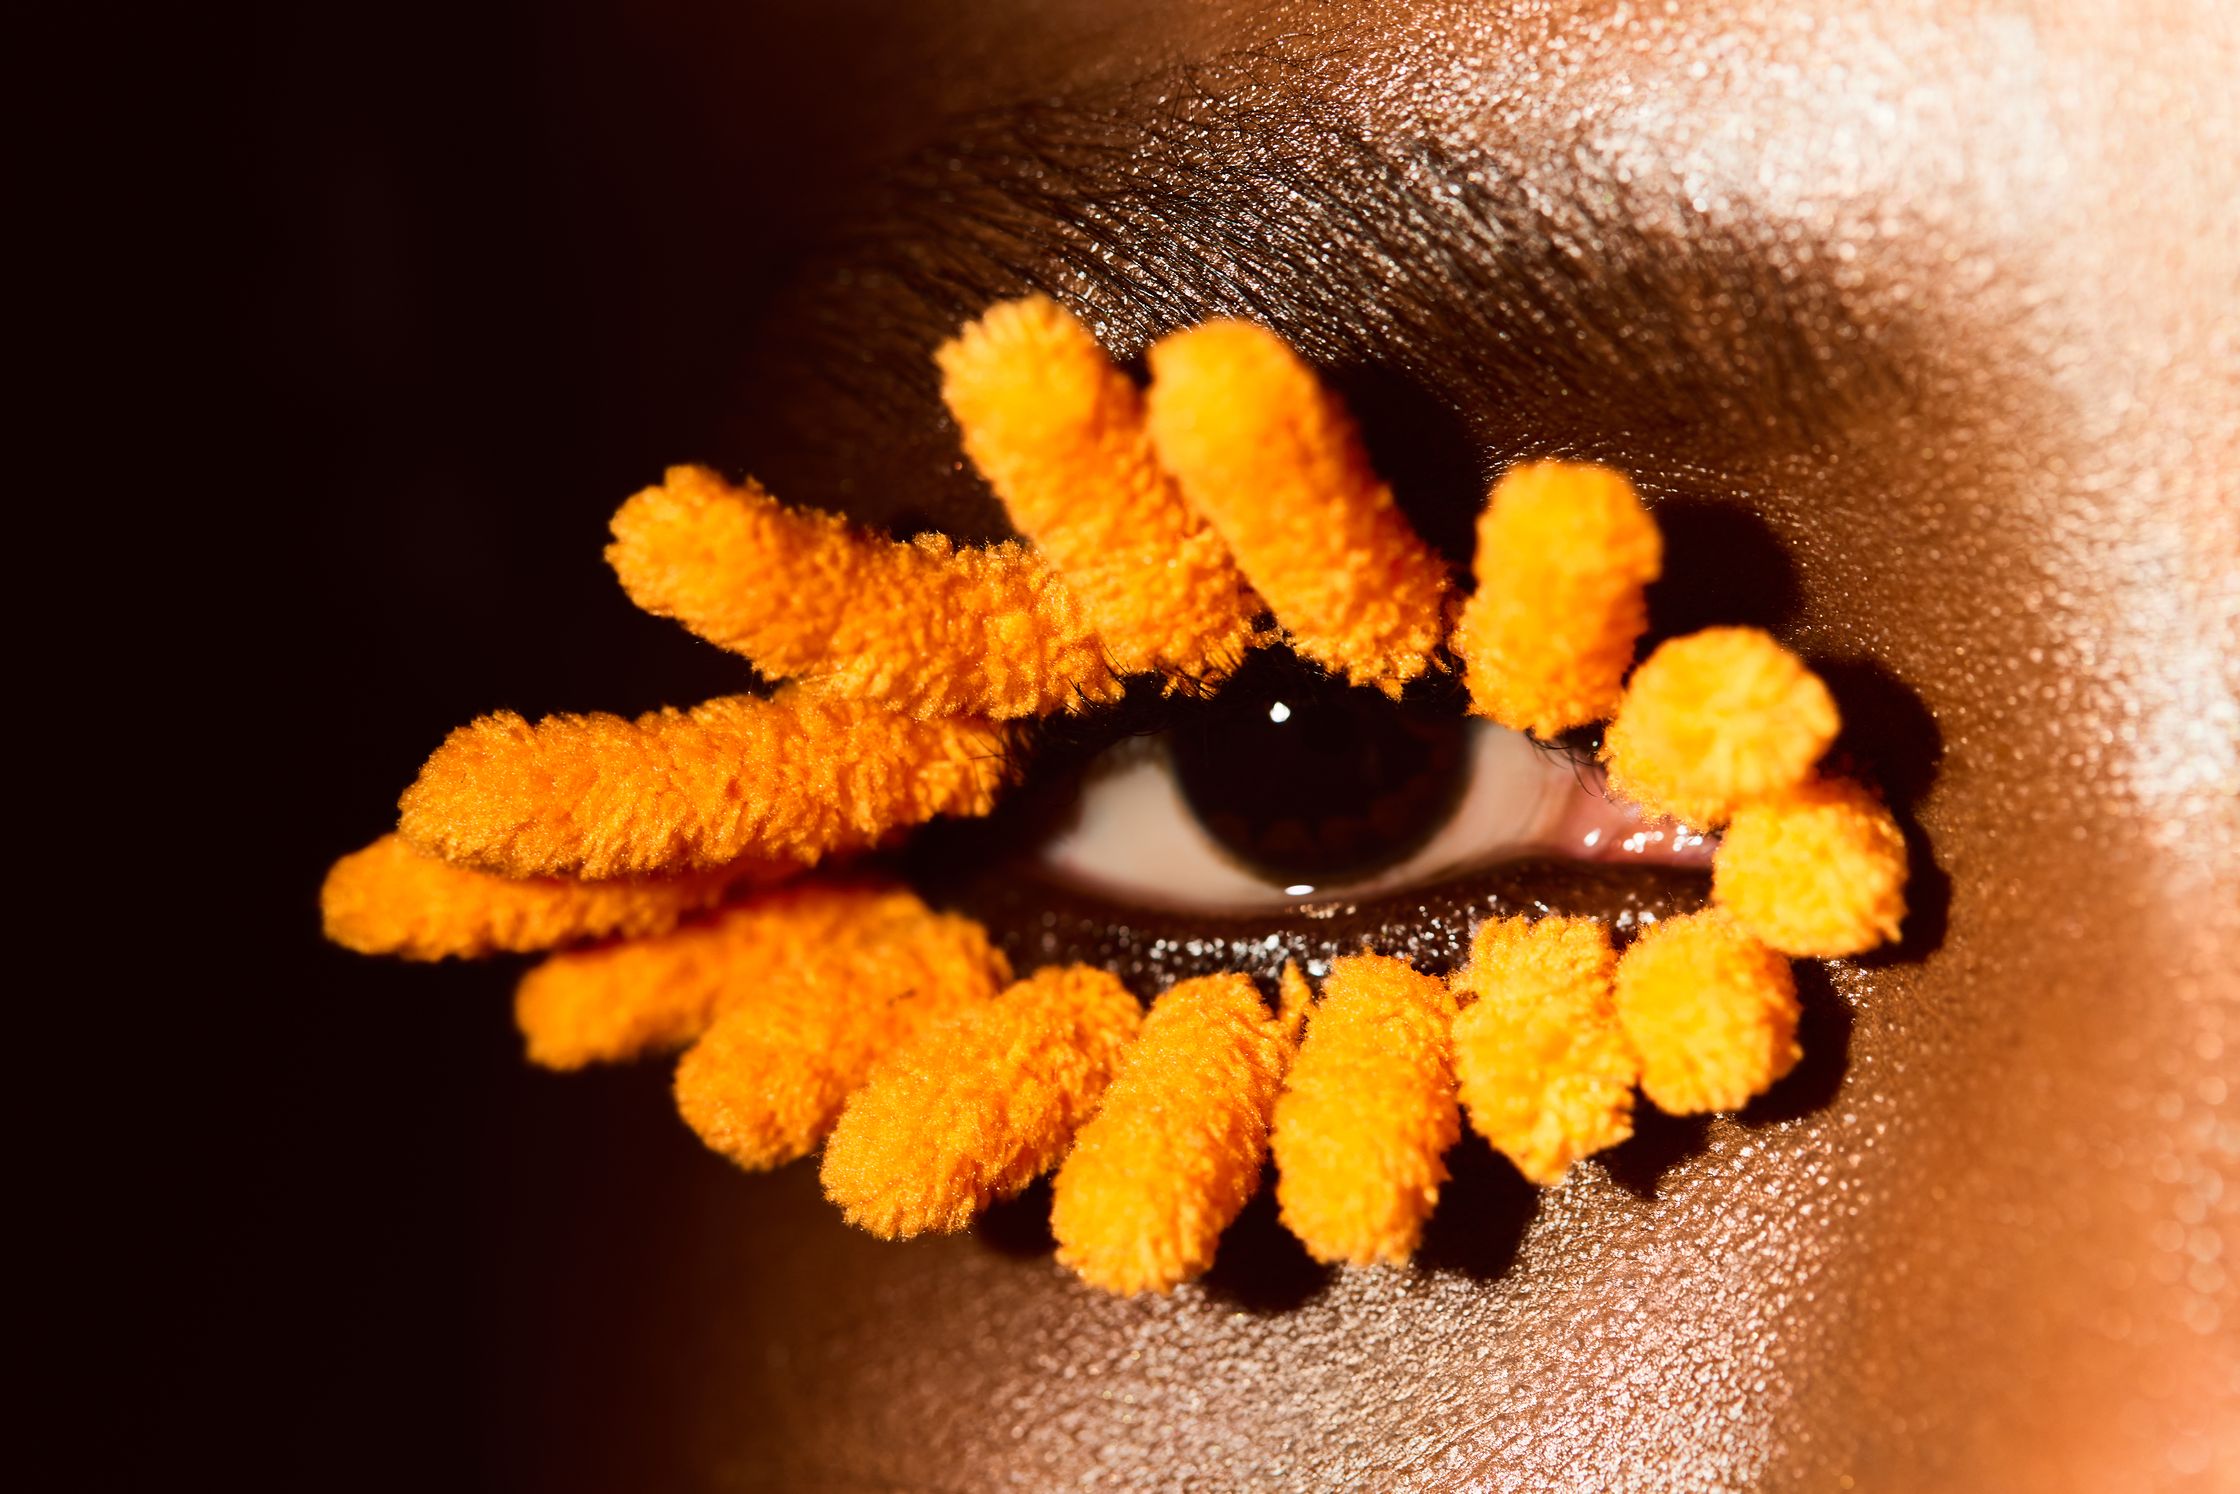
left=1530, top=758, right=1718, bottom=869
left=935, top=853, right=1710, bottom=995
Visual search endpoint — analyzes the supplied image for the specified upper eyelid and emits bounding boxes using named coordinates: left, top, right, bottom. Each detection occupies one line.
left=801, top=63, right=1924, bottom=467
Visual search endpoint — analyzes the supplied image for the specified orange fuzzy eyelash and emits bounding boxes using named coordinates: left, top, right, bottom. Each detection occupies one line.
left=1450, top=914, right=1637, bottom=1187
left=396, top=688, right=1010, bottom=878
left=514, top=879, right=1006, bottom=1074
left=1145, top=318, right=1454, bottom=697
left=938, top=295, right=1264, bottom=686
left=1271, top=954, right=1462, bottom=1265
left=1457, top=459, right=1664, bottom=737
left=1601, top=626, right=1841, bottom=828
left=820, top=963, right=1145, bottom=1237
left=609, top=467, right=1124, bottom=720
left=321, top=292, right=1913, bottom=1294
left=1614, top=908, right=1804, bottom=1115
left=1050, top=972, right=1294, bottom=1294
left=320, top=834, right=779, bottom=960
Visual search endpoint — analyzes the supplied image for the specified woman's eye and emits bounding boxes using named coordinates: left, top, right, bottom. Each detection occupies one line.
left=1035, top=653, right=1706, bottom=913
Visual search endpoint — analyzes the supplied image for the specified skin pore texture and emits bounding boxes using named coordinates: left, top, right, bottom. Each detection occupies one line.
left=405, top=1, right=2237, bottom=1489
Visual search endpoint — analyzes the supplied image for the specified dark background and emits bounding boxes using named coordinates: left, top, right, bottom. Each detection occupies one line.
left=134, top=5, right=873, bottom=1486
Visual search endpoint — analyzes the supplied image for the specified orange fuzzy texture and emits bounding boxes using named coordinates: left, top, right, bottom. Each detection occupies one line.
left=1715, top=776, right=1909, bottom=957
left=513, top=880, right=960, bottom=1069
left=1613, top=908, right=1801, bottom=1114
left=1456, top=461, right=1663, bottom=737
left=671, top=897, right=1010, bottom=1169
left=820, top=964, right=1143, bottom=1238
left=1602, top=627, right=1840, bottom=827
left=397, top=687, right=1009, bottom=880
left=1450, top=915, right=1639, bottom=1186
left=937, top=296, right=1261, bottom=684
left=1270, top=954, right=1460, bottom=1265
left=1050, top=973, right=1293, bottom=1294
left=1144, top=320, right=1452, bottom=696
left=608, top=464, right=1121, bottom=719
left=320, top=833, right=767, bottom=960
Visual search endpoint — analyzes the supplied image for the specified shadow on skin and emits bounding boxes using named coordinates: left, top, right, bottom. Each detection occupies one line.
left=1598, top=1105, right=1715, bottom=1202
left=973, top=1176, right=1059, bottom=1258
left=1813, top=654, right=1951, bottom=967
left=1742, top=959, right=1857, bottom=1127
left=1816, top=655, right=1944, bottom=811
left=1643, top=497, right=1805, bottom=644
left=1332, top=358, right=1489, bottom=566
left=966, top=1168, right=1343, bottom=1312
left=1198, top=1176, right=1334, bottom=1314
left=1853, top=815, right=1951, bottom=969
left=1418, top=1130, right=1541, bottom=1282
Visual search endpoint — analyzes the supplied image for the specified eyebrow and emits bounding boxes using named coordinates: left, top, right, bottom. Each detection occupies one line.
left=746, top=50, right=1925, bottom=544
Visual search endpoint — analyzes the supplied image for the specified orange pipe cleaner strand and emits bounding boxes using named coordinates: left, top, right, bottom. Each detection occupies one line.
left=320, top=833, right=768, bottom=961
left=397, top=687, right=1009, bottom=880
left=671, top=897, right=1010, bottom=1169
left=820, top=964, right=1143, bottom=1238
left=1049, top=973, right=1293, bottom=1294
left=1144, top=320, right=1452, bottom=696
left=1449, top=914, right=1638, bottom=1186
left=1270, top=954, right=1460, bottom=1265
left=1714, top=775, right=1909, bottom=956
left=938, top=295, right=1262, bottom=685
left=1613, top=908, right=1801, bottom=1114
left=1601, top=626, right=1839, bottom=827
left=607, top=464, right=1122, bottom=719
left=512, top=879, right=924, bottom=1069
left=1456, top=460, right=1663, bottom=738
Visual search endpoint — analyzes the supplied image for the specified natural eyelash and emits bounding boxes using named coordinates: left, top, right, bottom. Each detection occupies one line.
left=321, top=292, right=1911, bottom=1295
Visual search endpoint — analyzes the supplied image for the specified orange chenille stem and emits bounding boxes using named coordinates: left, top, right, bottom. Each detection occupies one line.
left=1456, top=460, right=1663, bottom=738
left=1601, top=627, right=1839, bottom=828
left=1449, top=915, right=1638, bottom=1185
left=1613, top=908, right=1802, bottom=1114
left=1050, top=973, right=1293, bottom=1294
left=938, top=295, right=1262, bottom=685
left=820, top=964, right=1143, bottom=1238
left=513, top=880, right=1000, bottom=1073
left=1714, top=775, right=1909, bottom=956
left=397, top=687, right=1010, bottom=880
left=607, top=464, right=1122, bottom=719
left=1144, top=320, right=1452, bottom=696
left=319, top=834, right=775, bottom=960
left=1270, top=954, right=1460, bottom=1265
left=669, top=898, right=1009, bottom=1169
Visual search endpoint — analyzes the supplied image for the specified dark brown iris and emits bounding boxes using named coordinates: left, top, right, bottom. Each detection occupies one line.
left=1166, top=652, right=1469, bottom=886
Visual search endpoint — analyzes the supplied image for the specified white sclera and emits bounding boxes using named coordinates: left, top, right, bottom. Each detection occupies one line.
left=1036, top=721, right=1571, bottom=913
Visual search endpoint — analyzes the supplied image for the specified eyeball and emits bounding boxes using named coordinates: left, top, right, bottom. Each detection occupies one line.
left=1035, top=656, right=1704, bottom=913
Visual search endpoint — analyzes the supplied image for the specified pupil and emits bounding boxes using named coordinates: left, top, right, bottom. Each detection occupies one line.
left=1169, top=651, right=1468, bottom=886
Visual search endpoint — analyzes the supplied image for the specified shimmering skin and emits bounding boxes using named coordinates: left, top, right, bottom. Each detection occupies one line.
left=428, top=2, right=2239, bottom=1490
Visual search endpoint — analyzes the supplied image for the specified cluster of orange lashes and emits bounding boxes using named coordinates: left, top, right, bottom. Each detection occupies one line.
left=323, top=296, right=1910, bottom=1295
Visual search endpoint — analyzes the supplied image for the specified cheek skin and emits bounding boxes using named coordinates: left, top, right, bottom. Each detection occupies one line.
left=499, top=2, right=2235, bottom=1489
